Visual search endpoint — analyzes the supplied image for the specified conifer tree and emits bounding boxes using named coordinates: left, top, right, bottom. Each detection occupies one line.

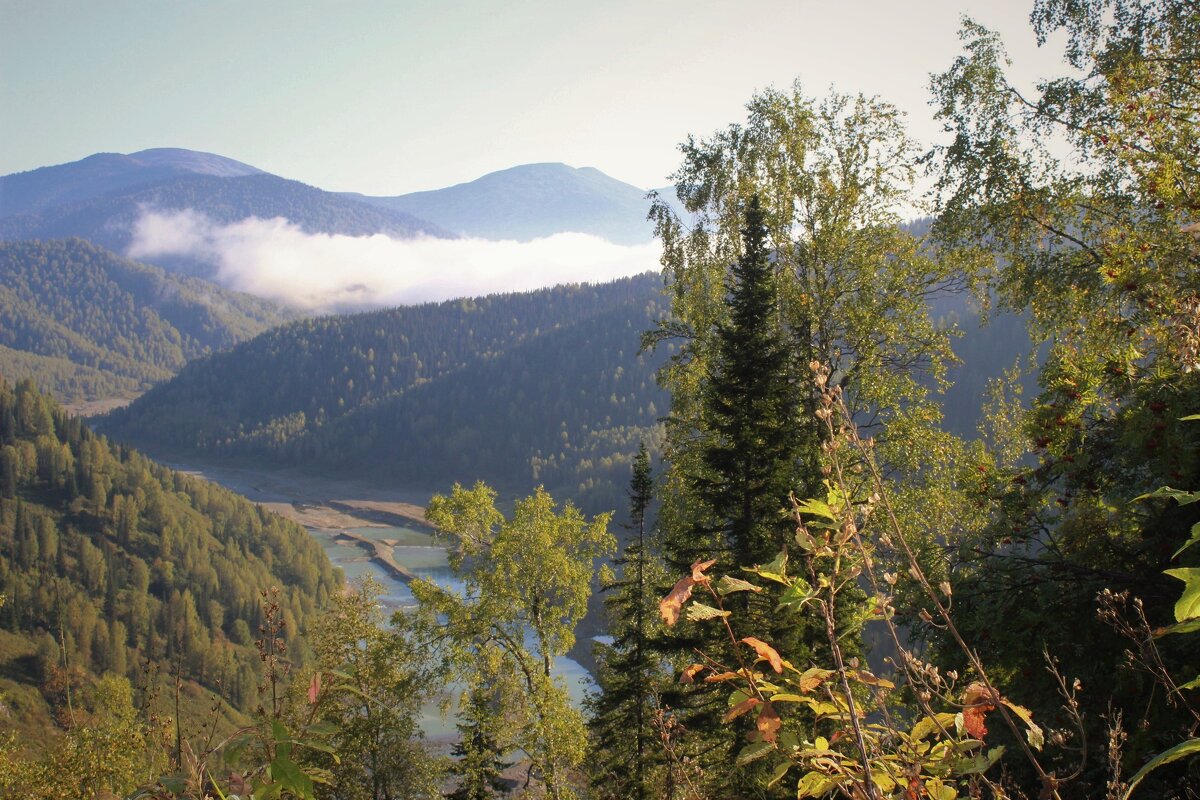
left=587, top=442, right=659, bottom=799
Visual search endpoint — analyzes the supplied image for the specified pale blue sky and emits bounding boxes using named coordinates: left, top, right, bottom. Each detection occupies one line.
left=0, top=0, right=1066, bottom=195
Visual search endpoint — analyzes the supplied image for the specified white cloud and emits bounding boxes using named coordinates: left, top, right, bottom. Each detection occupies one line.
left=127, top=208, right=661, bottom=312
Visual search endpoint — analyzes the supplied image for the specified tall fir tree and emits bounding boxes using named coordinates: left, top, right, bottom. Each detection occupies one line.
left=587, top=442, right=659, bottom=799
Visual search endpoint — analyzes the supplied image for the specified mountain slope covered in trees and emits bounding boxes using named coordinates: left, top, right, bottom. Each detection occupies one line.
left=0, top=238, right=297, bottom=402
left=103, top=274, right=672, bottom=511
left=0, top=376, right=340, bottom=749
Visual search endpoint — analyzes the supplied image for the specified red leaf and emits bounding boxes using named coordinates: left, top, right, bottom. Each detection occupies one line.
left=962, top=681, right=995, bottom=740
left=755, top=701, right=781, bottom=743
left=722, top=695, right=761, bottom=722
left=307, top=671, right=321, bottom=705
left=659, top=576, right=696, bottom=626
left=680, top=663, right=706, bottom=684
left=740, top=637, right=783, bottom=673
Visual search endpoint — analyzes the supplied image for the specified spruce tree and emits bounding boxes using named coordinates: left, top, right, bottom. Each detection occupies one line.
left=695, top=195, right=809, bottom=567
left=586, top=442, right=658, bottom=799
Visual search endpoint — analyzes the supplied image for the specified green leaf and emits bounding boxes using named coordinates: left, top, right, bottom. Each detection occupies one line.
left=1122, top=739, right=1200, bottom=799
left=1178, top=674, right=1200, bottom=691
left=1180, top=414, right=1200, bottom=422
left=305, top=720, right=339, bottom=736
left=766, top=760, right=791, bottom=788
left=1172, top=521, right=1200, bottom=559
left=925, top=777, right=958, bottom=800
left=796, top=771, right=838, bottom=798
left=792, top=498, right=838, bottom=522
left=717, top=575, right=763, bottom=596
left=749, top=549, right=789, bottom=583
left=910, top=712, right=957, bottom=741
left=1135, top=486, right=1200, bottom=505
left=952, top=745, right=1005, bottom=775
left=777, top=579, right=813, bottom=611
left=686, top=601, right=731, bottom=622
left=735, top=740, right=775, bottom=766
left=1163, top=568, right=1200, bottom=622
left=1154, top=617, right=1200, bottom=637
left=270, top=754, right=316, bottom=800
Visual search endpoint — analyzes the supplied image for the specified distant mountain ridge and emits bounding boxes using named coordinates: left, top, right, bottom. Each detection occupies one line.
left=347, top=162, right=662, bottom=244
left=0, top=148, right=263, bottom=216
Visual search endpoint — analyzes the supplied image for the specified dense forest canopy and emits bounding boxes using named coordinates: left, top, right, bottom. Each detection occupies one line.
left=0, top=238, right=296, bottom=401
left=2, top=1, right=1199, bottom=797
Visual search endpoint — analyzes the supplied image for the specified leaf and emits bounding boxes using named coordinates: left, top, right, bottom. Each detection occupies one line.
left=659, top=575, right=695, bottom=626
left=1000, top=699, right=1043, bottom=750
left=723, top=695, right=761, bottom=722
left=1122, top=739, right=1200, bottom=799
left=1154, top=617, right=1200, bottom=637
left=1135, top=486, right=1200, bottom=505
left=910, top=712, right=957, bottom=741
left=1179, top=674, right=1200, bottom=692
left=749, top=549, right=789, bottom=583
left=269, top=755, right=315, bottom=800
left=777, top=579, right=813, bottom=611
left=926, top=777, right=958, bottom=800
left=793, top=497, right=838, bottom=521
left=1174, top=521, right=1200, bottom=559
left=306, top=720, right=339, bottom=736
left=796, top=667, right=834, bottom=692
left=680, top=663, right=706, bottom=684
left=686, top=601, right=731, bottom=622
left=755, top=701, right=781, bottom=743
left=691, top=557, right=717, bottom=582
left=307, top=671, right=321, bottom=705
left=796, top=771, right=838, bottom=797
left=1163, top=568, right=1200, bottom=622
left=961, top=683, right=995, bottom=741
left=704, top=670, right=741, bottom=683
left=951, top=745, right=1005, bottom=775
left=717, top=575, right=762, bottom=595
left=735, top=740, right=775, bottom=766
left=740, top=636, right=783, bottom=673
left=1181, top=414, right=1200, bottom=421
left=869, top=771, right=898, bottom=792
left=766, top=760, right=791, bottom=788
left=850, top=669, right=894, bottom=688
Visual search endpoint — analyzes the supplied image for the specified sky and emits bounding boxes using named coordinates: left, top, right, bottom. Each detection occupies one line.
left=0, top=0, right=1072, bottom=196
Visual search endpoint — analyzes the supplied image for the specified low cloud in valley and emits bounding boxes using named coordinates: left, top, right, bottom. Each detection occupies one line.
left=127, top=208, right=660, bottom=312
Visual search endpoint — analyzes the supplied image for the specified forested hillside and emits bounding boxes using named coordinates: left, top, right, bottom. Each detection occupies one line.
left=0, top=239, right=296, bottom=401
left=0, top=376, right=340, bottom=744
left=104, top=274, right=671, bottom=511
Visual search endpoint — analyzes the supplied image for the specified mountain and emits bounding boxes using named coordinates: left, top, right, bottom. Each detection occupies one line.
left=0, top=147, right=264, bottom=217
left=0, top=238, right=297, bottom=402
left=349, top=163, right=660, bottom=244
left=0, top=376, right=340, bottom=747
left=102, top=274, right=670, bottom=512
left=0, top=150, right=454, bottom=278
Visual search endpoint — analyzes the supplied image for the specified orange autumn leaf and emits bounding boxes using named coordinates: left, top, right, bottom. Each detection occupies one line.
left=680, top=663, right=706, bottom=684
left=659, top=575, right=695, bottom=626
left=740, top=636, right=783, bottom=673
left=755, top=701, right=781, bottom=743
left=307, top=671, right=321, bottom=705
left=691, top=558, right=717, bottom=583
left=962, top=704, right=992, bottom=739
left=703, top=670, right=742, bottom=683
left=722, top=695, right=761, bottom=722
left=962, top=681, right=995, bottom=740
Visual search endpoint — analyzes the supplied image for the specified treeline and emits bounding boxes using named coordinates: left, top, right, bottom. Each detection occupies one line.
left=105, top=274, right=671, bottom=511
left=0, top=375, right=340, bottom=718
left=0, top=239, right=295, bottom=401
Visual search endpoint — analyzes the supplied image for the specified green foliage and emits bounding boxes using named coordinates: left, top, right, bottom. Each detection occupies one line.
left=106, top=275, right=668, bottom=513
left=587, top=443, right=667, bottom=799
left=303, top=577, right=445, bottom=800
left=0, top=238, right=294, bottom=402
left=0, top=374, right=340, bottom=748
left=419, top=482, right=614, bottom=800
left=927, top=1, right=1200, bottom=792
